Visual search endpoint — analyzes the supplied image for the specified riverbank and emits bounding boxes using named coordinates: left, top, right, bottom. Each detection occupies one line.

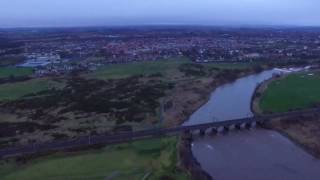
left=252, top=70, right=320, bottom=158
left=164, top=68, right=259, bottom=127
left=251, top=74, right=283, bottom=115
left=262, top=114, right=320, bottom=158
left=178, top=132, right=212, bottom=180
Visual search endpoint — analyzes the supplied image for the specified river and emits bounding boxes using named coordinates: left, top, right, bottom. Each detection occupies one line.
left=184, top=68, right=320, bottom=180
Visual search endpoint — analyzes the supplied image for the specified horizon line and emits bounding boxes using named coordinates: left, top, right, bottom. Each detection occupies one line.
left=1, top=23, right=320, bottom=30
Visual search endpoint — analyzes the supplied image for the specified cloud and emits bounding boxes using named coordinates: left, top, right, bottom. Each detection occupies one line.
left=0, top=0, right=319, bottom=27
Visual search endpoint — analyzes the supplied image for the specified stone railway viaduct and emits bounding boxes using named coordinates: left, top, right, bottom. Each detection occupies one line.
left=0, top=108, right=319, bottom=159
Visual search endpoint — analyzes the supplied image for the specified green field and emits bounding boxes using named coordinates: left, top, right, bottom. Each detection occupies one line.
left=0, top=137, right=188, bottom=180
left=205, top=62, right=259, bottom=70
left=0, top=67, right=33, bottom=79
left=87, top=58, right=189, bottom=80
left=86, top=58, right=257, bottom=80
left=0, top=79, right=64, bottom=101
left=260, top=72, right=320, bottom=113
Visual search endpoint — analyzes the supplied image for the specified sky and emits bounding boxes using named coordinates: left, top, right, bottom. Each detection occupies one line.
left=0, top=0, right=319, bottom=27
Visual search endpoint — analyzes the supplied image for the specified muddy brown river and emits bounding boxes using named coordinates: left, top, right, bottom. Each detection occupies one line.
left=184, top=69, right=320, bottom=180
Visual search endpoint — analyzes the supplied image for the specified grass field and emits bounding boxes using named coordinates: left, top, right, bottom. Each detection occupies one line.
left=205, top=62, right=259, bottom=70
left=260, top=72, right=320, bottom=113
left=0, top=137, right=188, bottom=180
left=0, top=67, right=33, bottom=78
left=86, top=58, right=256, bottom=80
left=87, top=58, right=189, bottom=80
left=0, top=79, right=64, bottom=101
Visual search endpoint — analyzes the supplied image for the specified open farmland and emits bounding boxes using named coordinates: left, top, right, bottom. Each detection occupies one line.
left=259, top=72, right=320, bottom=113
left=0, top=67, right=33, bottom=79
left=86, top=58, right=189, bottom=80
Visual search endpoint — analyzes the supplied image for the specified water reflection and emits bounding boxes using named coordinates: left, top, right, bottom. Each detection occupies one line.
left=184, top=68, right=320, bottom=180
left=184, top=69, right=279, bottom=125
left=192, top=129, right=320, bottom=180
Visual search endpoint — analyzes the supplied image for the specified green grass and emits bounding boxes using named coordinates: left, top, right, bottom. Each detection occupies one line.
left=205, top=62, right=256, bottom=70
left=260, top=72, right=320, bottom=113
left=0, top=137, right=188, bottom=180
left=86, top=58, right=255, bottom=80
left=87, top=58, right=189, bottom=80
left=0, top=79, right=64, bottom=101
left=0, top=67, right=33, bottom=78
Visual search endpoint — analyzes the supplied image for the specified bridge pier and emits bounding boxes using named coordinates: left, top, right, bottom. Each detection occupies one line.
left=199, top=129, right=206, bottom=136
left=256, top=120, right=265, bottom=126
left=251, top=121, right=257, bottom=128
left=205, top=128, right=212, bottom=134
left=182, top=130, right=193, bottom=141
left=246, top=121, right=257, bottom=129
left=245, top=122, right=252, bottom=129
left=210, top=128, right=218, bottom=136
left=235, top=124, right=242, bottom=130
left=221, top=126, right=229, bottom=134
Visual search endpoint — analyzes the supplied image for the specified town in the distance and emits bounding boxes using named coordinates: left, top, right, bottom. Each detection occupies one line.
left=1, top=27, right=320, bottom=76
